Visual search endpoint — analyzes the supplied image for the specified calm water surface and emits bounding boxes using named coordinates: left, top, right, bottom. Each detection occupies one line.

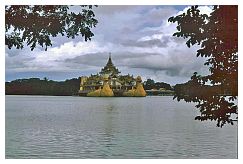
left=5, top=95, right=237, bottom=158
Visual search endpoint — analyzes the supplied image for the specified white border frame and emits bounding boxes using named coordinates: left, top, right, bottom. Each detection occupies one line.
left=1, top=0, right=241, bottom=163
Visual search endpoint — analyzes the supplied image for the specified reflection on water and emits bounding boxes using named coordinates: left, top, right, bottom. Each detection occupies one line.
left=5, top=95, right=237, bottom=158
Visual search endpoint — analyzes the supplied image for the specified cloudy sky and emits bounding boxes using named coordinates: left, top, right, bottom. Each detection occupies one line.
left=5, top=5, right=213, bottom=85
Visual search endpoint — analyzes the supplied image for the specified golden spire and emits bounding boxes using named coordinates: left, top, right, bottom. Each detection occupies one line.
left=107, top=52, right=112, bottom=65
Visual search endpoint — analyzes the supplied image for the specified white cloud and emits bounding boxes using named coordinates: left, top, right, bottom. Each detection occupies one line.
left=138, top=33, right=163, bottom=41
left=176, top=5, right=213, bottom=16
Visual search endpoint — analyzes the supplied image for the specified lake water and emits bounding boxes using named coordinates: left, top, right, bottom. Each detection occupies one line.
left=5, top=95, right=237, bottom=159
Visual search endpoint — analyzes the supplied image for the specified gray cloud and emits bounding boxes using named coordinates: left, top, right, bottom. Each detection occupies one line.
left=5, top=47, right=36, bottom=71
left=171, top=36, right=187, bottom=44
left=64, top=48, right=208, bottom=79
left=65, top=52, right=108, bottom=67
left=93, top=5, right=140, bottom=15
left=64, top=52, right=150, bottom=67
left=121, top=36, right=170, bottom=48
left=92, top=6, right=176, bottom=43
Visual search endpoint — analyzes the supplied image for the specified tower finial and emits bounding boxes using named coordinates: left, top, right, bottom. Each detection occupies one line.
left=109, top=52, right=111, bottom=59
left=106, top=52, right=113, bottom=65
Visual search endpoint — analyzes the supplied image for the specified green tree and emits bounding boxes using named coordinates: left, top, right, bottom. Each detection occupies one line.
left=168, top=5, right=238, bottom=127
left=43, top=77, right=48, bottom=81
left=5, top=5, right=98, bottom=51
left=144, top=79, right=155, bottom=86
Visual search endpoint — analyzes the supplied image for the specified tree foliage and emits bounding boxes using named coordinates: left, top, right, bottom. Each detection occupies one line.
left=5, top=5, right=98, bottom=51
left=168, top=5, right=238, bottom=127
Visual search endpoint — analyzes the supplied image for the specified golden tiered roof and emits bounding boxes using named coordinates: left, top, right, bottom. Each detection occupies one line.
left=99, top=53, right=120, bottom=76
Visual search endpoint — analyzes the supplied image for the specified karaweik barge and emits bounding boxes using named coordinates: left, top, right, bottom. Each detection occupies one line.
left=78, top=53, right=146, bottom=97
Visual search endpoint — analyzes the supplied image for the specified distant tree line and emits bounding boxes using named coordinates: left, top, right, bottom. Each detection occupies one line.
left=143, top=79, right=172, bottom=90
left=6, top=78, right=80, bottom=96
left=5, top=77, right=173, bottom=96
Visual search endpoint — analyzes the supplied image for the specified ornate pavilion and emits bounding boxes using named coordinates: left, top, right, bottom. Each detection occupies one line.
left=78, top=53, right=146, bottom=97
